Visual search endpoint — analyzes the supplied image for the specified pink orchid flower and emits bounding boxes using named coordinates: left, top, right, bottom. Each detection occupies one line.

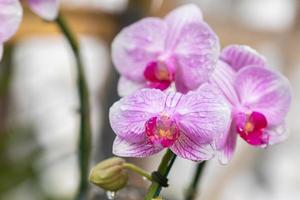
left=109, top=84, right=230, bottom=161
left=210, top=45, right=292, bottom=164
left=0, top=0, right=59, bottom=59
left=112, top=4, right=220, bottom=96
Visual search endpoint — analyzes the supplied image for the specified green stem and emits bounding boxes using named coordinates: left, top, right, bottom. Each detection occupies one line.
left=123, top=163, right=152, bottom=181
left=55, top=14, right=92, bottom=200
left=144, top=149, right=177, bottom=200
left=185, top=161, right=206, bottom=200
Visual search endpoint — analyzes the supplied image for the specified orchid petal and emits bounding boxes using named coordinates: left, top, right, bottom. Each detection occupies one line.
left=176, top=84, right=231, bottom=143
left=220, top=45, right=266, bottom=71
left=170, top=132, right=215, bottom=161
left=112, top=18, right=166, bottom=82
left=117, top=76, right=145, bottom=97
left=109, top=89, right=165, bottom=143
left=27, top=0, right=59, bottom=21
left=266, top=123, right=288, bottom=145
left=164, top=4, right=203, bottom=50
left=173, top=21, right=220, bottom=92
left=210, top=60, right=239, bottom=105
left=163, top=4, right=220, bottom=92
left=113, top=137, right=163, bottom=158
left=234, top=66, right=292, bottom=125
left=216, top=122, right=237, bottom=164
left=0, top=0, right=22, bottom=43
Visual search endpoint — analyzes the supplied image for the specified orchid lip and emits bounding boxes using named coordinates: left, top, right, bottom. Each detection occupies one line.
left=236, top=111, right=269, bottom=146
left=143, top=60, right=175, bottom=90
left=145, top=115, right=180, bottom=148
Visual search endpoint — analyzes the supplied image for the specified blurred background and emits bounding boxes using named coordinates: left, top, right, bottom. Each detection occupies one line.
left=0, top=0, right=299, bottom=199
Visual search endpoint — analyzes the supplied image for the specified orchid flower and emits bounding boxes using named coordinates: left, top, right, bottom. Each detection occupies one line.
left=109, top=84, right=230, bottom=161
left=210, top=45, right=292, bottom=164
left=0, top=0, right=59, bottom=59
left=112, top=4, right=220, bottom=96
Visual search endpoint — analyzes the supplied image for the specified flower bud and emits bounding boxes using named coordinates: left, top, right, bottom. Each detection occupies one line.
left=89, top=157, right=128, bottom=191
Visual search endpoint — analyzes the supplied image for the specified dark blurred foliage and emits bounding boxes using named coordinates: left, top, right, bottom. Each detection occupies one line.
left=0, top=127, right=40, bottom=198
left=0, top=46, right=69, bottom=200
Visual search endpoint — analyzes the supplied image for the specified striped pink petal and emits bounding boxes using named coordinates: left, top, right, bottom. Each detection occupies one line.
left=113, top=137, right=163, bottom=158
left=109, top=89, right=165, bottom=143
left=166, top=4, right=219, bottom=92
left=220, top=45, right=266, bottom=71
left=234, top=66, right=292, bottom=126
left=112, top=18, right=166, bottom=82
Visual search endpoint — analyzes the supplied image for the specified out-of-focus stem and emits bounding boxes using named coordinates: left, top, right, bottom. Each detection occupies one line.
left=185, top=161, right=206, bottom=200
left=55, top=13, right=92, bottom=200
left=144, top=149, right=177, bottom=200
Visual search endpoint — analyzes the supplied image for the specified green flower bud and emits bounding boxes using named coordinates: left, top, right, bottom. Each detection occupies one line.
left=89, top=157, right=128, bottom=191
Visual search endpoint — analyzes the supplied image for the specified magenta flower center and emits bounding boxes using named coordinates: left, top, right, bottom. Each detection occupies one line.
left=143, top=61, right=175, bottom=90
left=145, top=115, right=180, bottom=148
left=236, top=111, right=268, bottom=146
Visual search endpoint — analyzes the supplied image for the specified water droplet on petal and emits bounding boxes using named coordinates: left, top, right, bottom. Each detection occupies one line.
left=106, top=191, right=116, bottom=200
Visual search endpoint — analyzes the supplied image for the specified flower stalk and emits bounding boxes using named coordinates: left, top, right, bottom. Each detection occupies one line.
left=123, top=163, right=152, bottom=181
left=144, top=149, right=177, bottom=200
left=55, top=13, right=92, bottom=200
left=185, top=161, right=206, bottom=200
